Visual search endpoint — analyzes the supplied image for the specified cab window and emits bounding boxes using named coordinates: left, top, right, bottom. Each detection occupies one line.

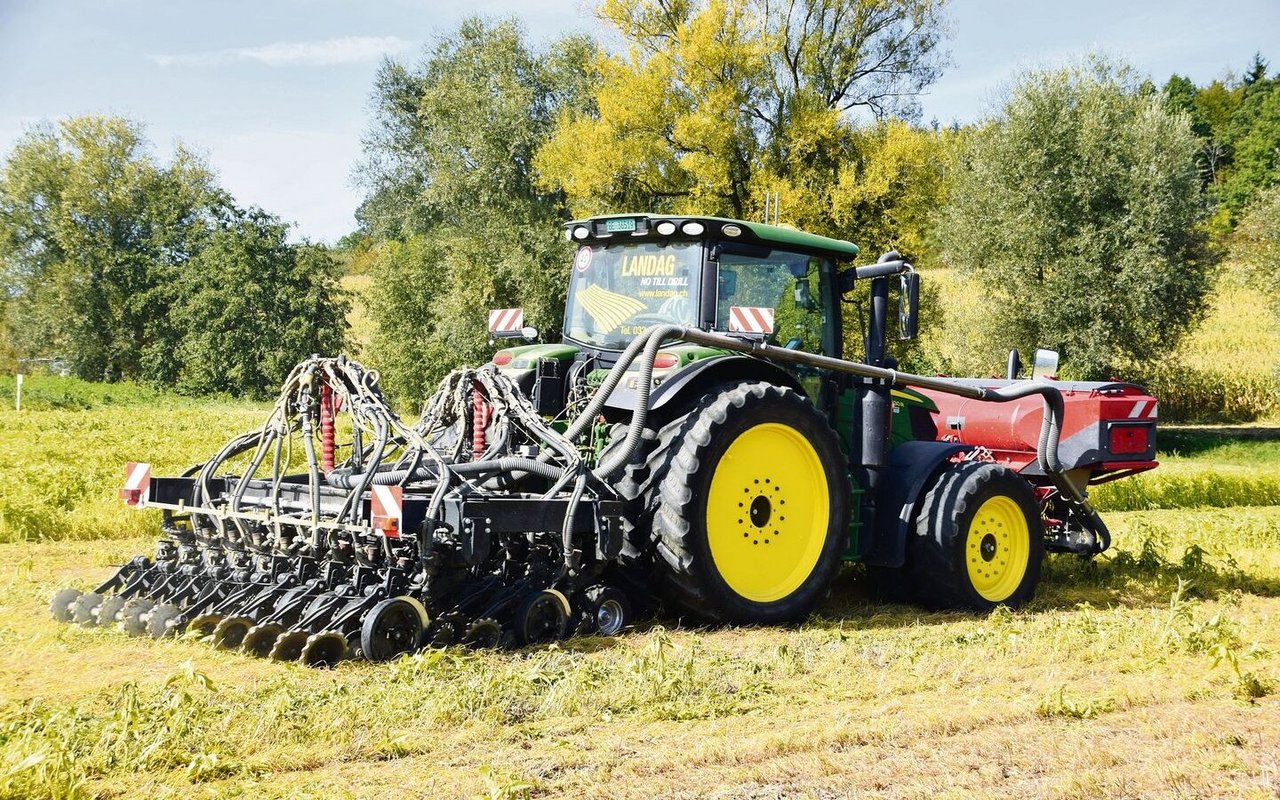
left=715, top=247, right=837, bottom=356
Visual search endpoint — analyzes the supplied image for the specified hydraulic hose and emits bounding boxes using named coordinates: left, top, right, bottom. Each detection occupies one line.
left=592, top=325, right=679, bottom=479
left=325, top=456, right=565, bottom=488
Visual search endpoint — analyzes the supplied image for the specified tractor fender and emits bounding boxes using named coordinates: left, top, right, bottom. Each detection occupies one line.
left=864, top=440, right=972, bottom=568
left=603, top=354, right=805, bottom=413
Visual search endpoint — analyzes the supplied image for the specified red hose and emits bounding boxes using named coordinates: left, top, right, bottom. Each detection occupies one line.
left=320, top=381, right=336, bottom=474
left=472, top=383, right=491, bottom=460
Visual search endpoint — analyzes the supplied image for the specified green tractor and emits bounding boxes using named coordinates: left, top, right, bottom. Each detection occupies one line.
left=488, top=214, right=1144, bottom=622
left=55, top=213, right=1156, bottom=662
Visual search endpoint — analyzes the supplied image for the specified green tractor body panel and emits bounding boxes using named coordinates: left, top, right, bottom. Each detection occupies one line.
left=495, top=342, right=580, bottom=372
left=568, top=214, right=860, bottom=259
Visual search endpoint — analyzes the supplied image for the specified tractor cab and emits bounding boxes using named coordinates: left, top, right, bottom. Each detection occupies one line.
left=561, top=214, right=856, bottom=359
left=493, top=214, right=885, bottom=419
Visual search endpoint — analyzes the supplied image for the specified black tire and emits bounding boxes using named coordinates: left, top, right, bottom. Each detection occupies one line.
left=514, top=590, right=570, bottom=646
left=651, top=381, right=850, bottom=624
left=300, top=631, right=349, bottom=668
left=243, top=623, right=285, bottom=658
left=906, top=462, right=1044, bottom=611
left=145, top=602, right=183, bottom=638
left=71, top=592, right=103, bottom=627
left=583, top=584, right=631, bottom=636
left=95, top=594, right=128, bottom=628
left=360, top=597, right=426, bottom=662
left=120, top=598, right=154, bottom=636
left=462, top=618, right=503, bottom=649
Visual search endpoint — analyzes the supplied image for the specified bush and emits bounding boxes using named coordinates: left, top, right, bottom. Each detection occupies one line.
left=935, top=57, right=1214, bottom=379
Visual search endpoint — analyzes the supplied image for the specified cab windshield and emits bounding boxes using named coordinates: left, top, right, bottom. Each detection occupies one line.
left=563, top=241, right=702, bottom=350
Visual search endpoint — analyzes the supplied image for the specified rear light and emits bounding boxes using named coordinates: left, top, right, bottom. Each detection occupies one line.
left=653, top=352, right=680, bottom=369
left=493, top=351, right=513, bottom=367
left=1108, top=425, right=1149, bottom=455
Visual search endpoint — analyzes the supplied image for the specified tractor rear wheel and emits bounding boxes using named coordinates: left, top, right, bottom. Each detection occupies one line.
left=652, top=382, right=849, bottom=624
left=907, top=462, right=1043, bottom=610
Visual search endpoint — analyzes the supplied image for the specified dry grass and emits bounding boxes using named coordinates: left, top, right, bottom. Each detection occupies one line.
left=2, top=505, right=1278, bottom=799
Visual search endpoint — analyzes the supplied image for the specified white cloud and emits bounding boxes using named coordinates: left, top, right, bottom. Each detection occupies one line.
left=149, top=36, right=412, bottom=68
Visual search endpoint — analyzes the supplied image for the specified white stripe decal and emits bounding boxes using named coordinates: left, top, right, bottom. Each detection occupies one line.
left=1148, top=402, right=1159, bottom=419
left=371, top=484, right=403, bottom=537
left=1129, top=400, right=1147, bottom=418
left=125, top=462, right=150, bottom=491
left=122, top=462, right=151, bottom=506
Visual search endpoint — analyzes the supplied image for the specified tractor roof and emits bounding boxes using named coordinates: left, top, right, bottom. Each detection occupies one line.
left=566, top=213, right=860, bottom=260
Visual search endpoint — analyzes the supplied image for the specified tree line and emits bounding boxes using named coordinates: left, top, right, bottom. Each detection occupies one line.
left=2, top=1, right=1277, bottom=401
left=0, top=117, right=347, bottom=397
left=356, top=3, right=1278, bottom=400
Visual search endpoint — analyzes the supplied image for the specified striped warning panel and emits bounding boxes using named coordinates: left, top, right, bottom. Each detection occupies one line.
left=488, top=308, right=524, bottom=334
left=120, top=461, right=151, bottom=507
left=371, top=484, right=403, bottom=538
left=728, top=306, right=775, bottom=334
left=1127, top=400, right=1159, bottom=419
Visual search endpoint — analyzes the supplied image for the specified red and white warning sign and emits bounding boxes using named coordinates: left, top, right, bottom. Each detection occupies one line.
left=728, top=306, right=775, bottom=334
left=488, top=307, right=524, bottom=335
left=371, top=484, right=403, bottom=537
left=120, top=462, right=151, bottom=507
left=1128, top=400, right=1159, bottom=419
left=574, top=246, right=593, bottom=272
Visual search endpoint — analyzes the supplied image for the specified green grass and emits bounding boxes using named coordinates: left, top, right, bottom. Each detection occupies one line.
left=1, top=507, right=1277, bottom=798
left=1093, top=432, right=1280, bottom=512
left=0, top=376, right=268, bottom=544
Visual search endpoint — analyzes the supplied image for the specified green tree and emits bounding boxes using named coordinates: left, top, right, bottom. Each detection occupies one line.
left=1220, top=73, right=1280, bottom=215
left=935, top=58, right=1213, bottom=379
left=1233, top=184, right=1280, bottom=319
left=357, top=18, right=593, bottom=400
left=171, top=211, right=350, bottom=397
left=0, top=115, right=349, bottom=396
left=0, top=117, right=222, bottom=380
left=535, top=0, right=949, bottom=226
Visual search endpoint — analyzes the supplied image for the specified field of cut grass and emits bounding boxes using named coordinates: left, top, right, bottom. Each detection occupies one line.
left=2, top=505, right=1277, bottom=799
left=2, top=372, right=1278, bottom=797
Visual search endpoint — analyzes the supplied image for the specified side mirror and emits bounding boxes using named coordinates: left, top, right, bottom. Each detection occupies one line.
left=898, top=271, right=919, bottom=340
left=1006, top=348, right=1023, bottom=380
left=1032, top=348, right=1059, bottom=380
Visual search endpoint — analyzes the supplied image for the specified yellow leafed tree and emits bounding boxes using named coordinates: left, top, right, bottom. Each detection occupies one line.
left=535, top=0, right=950, bottom=235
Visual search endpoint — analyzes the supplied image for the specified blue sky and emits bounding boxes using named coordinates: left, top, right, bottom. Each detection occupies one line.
left=1, top=0, right=1277, bottom=243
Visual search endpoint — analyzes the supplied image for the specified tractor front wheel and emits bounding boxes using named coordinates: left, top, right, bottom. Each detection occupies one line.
left=652, top=382, right=850, bottom=624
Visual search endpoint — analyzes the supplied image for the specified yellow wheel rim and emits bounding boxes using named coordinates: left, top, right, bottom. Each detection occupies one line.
left=706, top=422, right=830, bottom=603
left=965, top=495, right=1031, bottom=602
